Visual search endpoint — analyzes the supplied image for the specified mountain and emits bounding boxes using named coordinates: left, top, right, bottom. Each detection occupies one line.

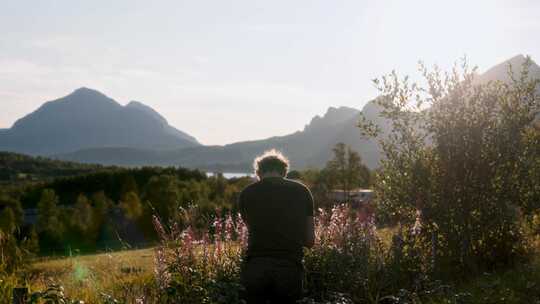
left=0, top=88, right=199, bottom=155
left=59, top=105, right=384, bottom=170
left=8, top=55, right=540, bottom=171
left=477, top=54, right=540, bottom=84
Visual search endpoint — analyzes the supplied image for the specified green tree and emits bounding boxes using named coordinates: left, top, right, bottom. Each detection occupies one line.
left=207, top=174, right=227, bottom=203
left=328, top=143, right=347, bottom=190
left=326, top=143, right=370, bottom=201
left=120, top=175, right=139, bottom=196
left=0, top=207, right=16, bottom=235
left=36, top=189, right=64, bottom=249
left=72, top=194, right=94, bottom=235
left=90, top=191, right=115, bottom=248
left=0, top=199, right=26, bottom=272
left=143, top=175, right=182, bottom=225
left=286, top=170, right=302, bottom=180
left=0, top=196, right=23, bottom=227
left=119, top=191, right=143, bottom=221
left=91, top=191, right=112, bottom=225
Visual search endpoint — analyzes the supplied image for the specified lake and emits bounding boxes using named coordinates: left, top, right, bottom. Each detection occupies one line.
left=206, top=172, right=255, bottom=179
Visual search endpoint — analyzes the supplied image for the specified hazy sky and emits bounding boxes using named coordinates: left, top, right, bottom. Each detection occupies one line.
left=1, top=0, right=539, bottom=145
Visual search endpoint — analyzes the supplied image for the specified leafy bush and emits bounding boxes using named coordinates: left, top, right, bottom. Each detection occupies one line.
left=360, top=58, right=540, bottom=277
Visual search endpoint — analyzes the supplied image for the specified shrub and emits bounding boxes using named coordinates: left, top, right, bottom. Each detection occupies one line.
left=360, top=58, right=540, bottom=277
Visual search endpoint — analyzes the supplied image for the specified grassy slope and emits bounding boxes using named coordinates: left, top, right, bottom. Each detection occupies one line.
left=20, top=238, right=540, bottom=303
left=26, top=248, right=156, bottom=302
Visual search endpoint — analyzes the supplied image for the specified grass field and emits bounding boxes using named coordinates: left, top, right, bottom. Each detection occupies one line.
left=25, top=248, right=157, bottom=302
left=16, top=232, right=540, bottom=303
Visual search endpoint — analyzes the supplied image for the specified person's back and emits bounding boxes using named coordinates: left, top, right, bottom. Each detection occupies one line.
left=239, top=150, right=314, bottom=304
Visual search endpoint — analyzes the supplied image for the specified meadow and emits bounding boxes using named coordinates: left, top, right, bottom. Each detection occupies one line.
left=11, top=220, right=540, bottom=304
left=25, top=248, right=156, bottom=303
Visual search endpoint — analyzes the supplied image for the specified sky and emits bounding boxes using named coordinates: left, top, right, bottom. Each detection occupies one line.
left=1, top=0, right=539, bottom=145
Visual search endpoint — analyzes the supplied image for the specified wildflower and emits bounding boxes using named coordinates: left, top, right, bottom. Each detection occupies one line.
left=411, top=210, right=423, bottom=236
left=236, top=213, right=248, bottom=248
left=224, top=214, right=234, bottom=242
left=152, top=215, right=169, bottom=242
left=153, top=247, right=170, bottom=290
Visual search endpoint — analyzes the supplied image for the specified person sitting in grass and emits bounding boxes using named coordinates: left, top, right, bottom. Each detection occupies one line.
left=239, top=149, right=315, bottom=304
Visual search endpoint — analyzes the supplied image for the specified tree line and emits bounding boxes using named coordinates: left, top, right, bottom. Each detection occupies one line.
left=0, top=147, right=371, bottom=271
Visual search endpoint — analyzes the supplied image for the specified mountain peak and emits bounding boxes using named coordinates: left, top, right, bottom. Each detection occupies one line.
left=70, top=87, right=109, bottom=98
left=2, top=88, right=200, bottom=155
left=73, top=86, right=98, bottom=93
left=305, top=106, right=360, bottom=131
left=321, top=106, right=360, bottom=122
left=126, top=100, right=146, bottom=107
left=55, top=87, right=121, bottom=109
left=480, top=54, right=540, bottom=83
left=505, top=54, right=527, bottom=66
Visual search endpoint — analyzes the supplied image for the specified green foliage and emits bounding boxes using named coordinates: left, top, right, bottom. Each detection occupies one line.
left=301, top=144, right=371, bottom=209
left=119, top=191, right=143, bottom=221
left=0, top=196, right=34, bottom=274
left=37, top=189, right=65, bottom=250
left=0, top=230, right=25, bottom=272
left=0, top=207, right=17, bottom=235
left=287, top=170, right=302, bottom=180
left=142, top=175, right=184, bottom=228
left=299, top=169, right=334, bottom=209
left=0, top=195, right=24, bottom=226
left=0, top=151, right=105, bottom=183
left=360, top=57, right=540, bottom=276
left=0, top=272, right=19, bottom=303
left=72, top=194, right=94, bottom=235
left=326, top=143, right=370, bottom=194
left=0, top=165, right=247, bottom=255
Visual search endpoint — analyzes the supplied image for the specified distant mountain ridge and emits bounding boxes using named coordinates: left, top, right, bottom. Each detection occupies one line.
left=0, top=87, right=199, bottom=156
left=2, top=55, right=539, bottom=171
left=59, top=104, right=379, bottom=170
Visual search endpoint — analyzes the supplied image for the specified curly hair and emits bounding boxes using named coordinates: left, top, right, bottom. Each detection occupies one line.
left=253, top=149, right=290, bottom=177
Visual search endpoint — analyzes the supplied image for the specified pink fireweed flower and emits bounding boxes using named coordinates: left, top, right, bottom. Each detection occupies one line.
left=236, top=213, right=248, bottom=248
left=154, top=246, right=171, bottom=290
left=224, top=214, right=234, bottom=242
left=181, top=227, right=195, bottom=258
left=312, top=204, right=379, bottom=254
left=411, top=209, right=423, bottom=236
left=213, top=216, right=223, bottom=260
left=152, top=215, right=168, bottom=243
left=201, top=231, right=210, bottom=261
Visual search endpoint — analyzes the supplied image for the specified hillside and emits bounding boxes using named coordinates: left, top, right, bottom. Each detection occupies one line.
left=0, top=88, right=200, bottom=156
left=0, top=151, right=106, bottom=182
left=58, top=105, right=383, bottom=170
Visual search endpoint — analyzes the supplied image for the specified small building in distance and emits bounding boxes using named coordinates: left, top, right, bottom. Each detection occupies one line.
left=330, top=189, right=375, bottom=220
left=330, top=189, right=374, bottom=208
